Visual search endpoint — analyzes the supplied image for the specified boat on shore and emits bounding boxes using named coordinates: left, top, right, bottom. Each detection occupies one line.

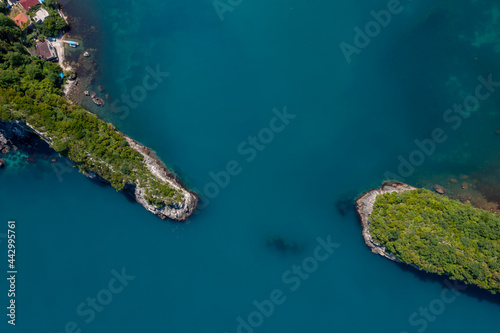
left=63, top=40, right=79, bottom=48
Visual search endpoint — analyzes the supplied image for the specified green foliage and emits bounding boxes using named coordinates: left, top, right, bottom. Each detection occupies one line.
left=145, top=195, right=166, bottom=208
left=52, top=139, right=68, bottom=153
left=37, top=7, right=66, bottom=36
left=43, top=0, right=57, bottom=9
left=28, top=3, right=42, bottom=13
left=0, top=16, right=179, bottom=206
left=0, top=14, right=23, bottom=47
left=370, top=189, right=500, bottom=293
left=0, top=68, right=18, bottom=86
left=25, top=62, right=43, bottom=80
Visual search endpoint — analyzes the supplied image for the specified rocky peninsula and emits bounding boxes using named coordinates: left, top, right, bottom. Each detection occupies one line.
left=0, top=5, right=198, bottom=222
left=1, top=121, right=197, bottom=221
left=123, top=136, right=198, bottom=221
left=356, top=182, right=500, bottom=294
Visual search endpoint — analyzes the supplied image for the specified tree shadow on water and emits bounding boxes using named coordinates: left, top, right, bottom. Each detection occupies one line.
left=393, top=260, right=500, bottom=308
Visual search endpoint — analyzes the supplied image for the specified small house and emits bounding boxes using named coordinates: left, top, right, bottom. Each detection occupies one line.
left=33, top=8, right=49, bottom=23
left=19, top=0, right=39, bottom=11
left=36, top=41, right=58, bottom=61
left=13, top=12, right=31, bottom=31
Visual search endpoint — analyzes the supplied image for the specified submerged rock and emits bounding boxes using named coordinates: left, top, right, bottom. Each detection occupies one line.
left=335, top=195, right=355, bottom=216
left=435, top=185, right=446, bottom=194
left=0, top=133, right=10, bottom=153
left=266, top=235, right=302, bottom=255
left=0, top=133, right=7, bottom=145
left=0, top=158, right=4, bottom=168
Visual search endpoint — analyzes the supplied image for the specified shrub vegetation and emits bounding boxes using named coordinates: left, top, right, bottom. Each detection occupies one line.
left=370, top=189, right=500, bottom=293
left=0, top=14, right=181, bottom=205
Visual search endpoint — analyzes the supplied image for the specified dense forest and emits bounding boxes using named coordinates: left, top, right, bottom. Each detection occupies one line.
left=0, top=13, right=181, bottom=206
left=370, top=189, right=500, bottom=293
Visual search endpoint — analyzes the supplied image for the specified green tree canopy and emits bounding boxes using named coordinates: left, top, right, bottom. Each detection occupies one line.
left=370, top=189, right=500, bottom=294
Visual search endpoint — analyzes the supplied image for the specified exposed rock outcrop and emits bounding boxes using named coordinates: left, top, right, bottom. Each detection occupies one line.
left=0, top=132, right=10, bottom=154
left=435, top=185, right=446, bottom=194
left=0, top=121, right=47, bottom=153
left=124, top=136, right=198, bottom=221
left=356, top=182, right=416, bottom=262
left=90, top=93, right=104, bottom=106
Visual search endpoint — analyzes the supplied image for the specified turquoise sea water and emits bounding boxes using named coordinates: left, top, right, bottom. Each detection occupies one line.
left=2, top=0, right=500, bottom=332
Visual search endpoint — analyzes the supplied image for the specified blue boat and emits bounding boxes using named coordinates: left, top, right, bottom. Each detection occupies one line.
left=62, top=40, right=79, bottom=48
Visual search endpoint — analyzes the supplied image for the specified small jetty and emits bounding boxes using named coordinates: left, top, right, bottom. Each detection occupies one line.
left=63, top=40, right=79, bottom=48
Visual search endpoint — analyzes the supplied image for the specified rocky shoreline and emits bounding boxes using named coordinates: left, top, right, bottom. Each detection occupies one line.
left=1, top=120, right=198, bottom=222
left=0, top=7, right=199, bottom=221
left=355, top=182, right=416, bottom=262
left=124, top=137, right=198, bottom=221
left=0, top=121, right=55, bottom=157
